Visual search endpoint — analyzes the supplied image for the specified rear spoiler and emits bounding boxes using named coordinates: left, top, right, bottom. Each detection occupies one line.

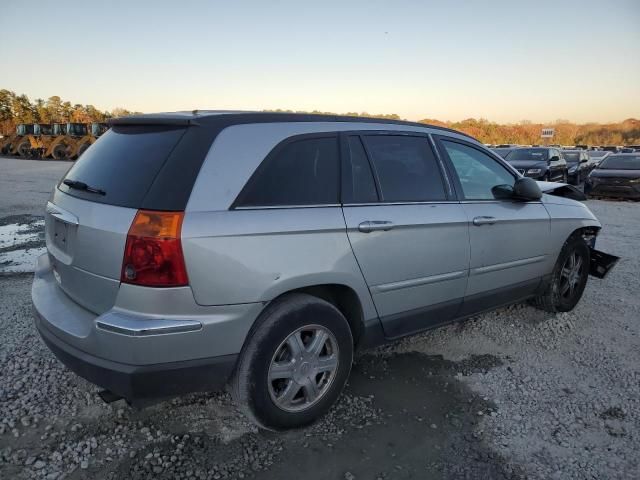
left=108, top=115, right=200, bottom=127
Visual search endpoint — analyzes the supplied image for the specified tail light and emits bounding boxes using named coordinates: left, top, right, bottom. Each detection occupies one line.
left=121, top=210, right=188, bottom=287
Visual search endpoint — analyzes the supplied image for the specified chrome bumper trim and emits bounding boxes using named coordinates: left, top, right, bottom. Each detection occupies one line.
left=96, top=313, right=202, bottom=336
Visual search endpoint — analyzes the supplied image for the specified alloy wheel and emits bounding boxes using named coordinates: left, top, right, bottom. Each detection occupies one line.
left=559, top=251, right=583, bottom=299
left=268, top=325, right=339, bottom=412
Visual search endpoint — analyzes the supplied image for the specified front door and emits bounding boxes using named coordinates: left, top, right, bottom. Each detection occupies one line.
left=341, top=133, right=470, bottom=338
left=435, top=137, right=551, bottom=316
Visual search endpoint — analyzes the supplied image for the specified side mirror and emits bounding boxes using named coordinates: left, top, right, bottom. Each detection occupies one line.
left=550, top=156, right=560, bottom=162
left=512, top=177, right=542, bottom=201
left=580, top=158, right=588, bottom=163
left=491, top=184, right=514, bottom=200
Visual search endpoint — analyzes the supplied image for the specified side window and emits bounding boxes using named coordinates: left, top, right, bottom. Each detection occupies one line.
left=441, top=140, right=516, bottom=200
left=236, top=136, right=339, bottom=207
left=344, top=136, right=378, bottom=203
left=362, top=135, right=446, bottom=202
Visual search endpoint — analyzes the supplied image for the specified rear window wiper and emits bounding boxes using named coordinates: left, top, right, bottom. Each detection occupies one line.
left=63, top=179, right=106, bottom=196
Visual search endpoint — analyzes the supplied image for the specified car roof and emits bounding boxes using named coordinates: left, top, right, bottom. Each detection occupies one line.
left=108, top=110, right=477, bottom=141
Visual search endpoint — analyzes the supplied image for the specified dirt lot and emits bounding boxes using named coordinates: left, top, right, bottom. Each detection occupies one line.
left=0, top=157, right=638, bottom=479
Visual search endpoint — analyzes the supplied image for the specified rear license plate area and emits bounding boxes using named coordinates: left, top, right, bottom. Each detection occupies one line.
left=53, top=219, right=69, bottom=252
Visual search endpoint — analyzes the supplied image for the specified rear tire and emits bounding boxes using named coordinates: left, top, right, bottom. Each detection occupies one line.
left=530, top=234, right=590, bottom=313
left=232, top=293, right=353, bottom=431
left=52, top=144, right=68, bottom=160
left=17, top=141, right=30, bottom=158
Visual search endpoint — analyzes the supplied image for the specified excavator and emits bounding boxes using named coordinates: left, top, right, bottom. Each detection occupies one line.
left=67, top=122, right=108, bottom=159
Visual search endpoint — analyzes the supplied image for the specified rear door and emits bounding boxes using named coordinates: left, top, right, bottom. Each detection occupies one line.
left=46, top=125, right=191, bottom=314
left=342, top=132, right=470, bottom=338
left=435, top=136, right=551, bottom=315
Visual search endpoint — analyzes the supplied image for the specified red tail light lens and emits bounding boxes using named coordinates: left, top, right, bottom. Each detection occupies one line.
left=121, top=210, right=188, bottom=287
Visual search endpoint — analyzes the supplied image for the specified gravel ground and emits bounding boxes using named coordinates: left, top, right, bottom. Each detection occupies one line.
left=0, top=157, right=638, bottom=479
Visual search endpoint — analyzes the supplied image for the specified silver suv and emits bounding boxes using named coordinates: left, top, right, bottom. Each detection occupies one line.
left=32, top=112, right=617, bottom=430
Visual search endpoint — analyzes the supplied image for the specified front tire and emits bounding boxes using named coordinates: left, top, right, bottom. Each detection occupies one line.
left=232, top=293, right=353, bottom=430
left=530, top=234, right=590, bottom=312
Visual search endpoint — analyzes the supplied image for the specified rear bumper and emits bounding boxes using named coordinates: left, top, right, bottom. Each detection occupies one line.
left=35, top=313, right=237, bottom=403
left=31, top=253, right=262, bottom=402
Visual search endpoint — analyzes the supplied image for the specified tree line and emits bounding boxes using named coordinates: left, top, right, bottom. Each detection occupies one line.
left=2, top=89, right=638, bottom=146
left=0, top=89, right=140, bottom=136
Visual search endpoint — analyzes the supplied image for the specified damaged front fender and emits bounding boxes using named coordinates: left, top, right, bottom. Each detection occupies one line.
left=536, top=181, right=587, bottom=201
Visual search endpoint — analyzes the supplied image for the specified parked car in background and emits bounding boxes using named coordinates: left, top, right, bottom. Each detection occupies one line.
left=602, top=146, right=620, bottom=153
left=491, top=147, right=515, bottom=159
left=562, top=150, right=593, bottom=184
left=505, top=147, right=568, bottom=182
left=619, top=147, right=635, bottom=153
left=584, top=153, right=640, bottom=199
left=31, top=111, right=617, bottom=430
left=587, top=150, right=610, bottom=166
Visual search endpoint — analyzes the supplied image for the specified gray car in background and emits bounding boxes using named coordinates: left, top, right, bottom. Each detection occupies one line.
left=32, top=112, right=617, bottom=430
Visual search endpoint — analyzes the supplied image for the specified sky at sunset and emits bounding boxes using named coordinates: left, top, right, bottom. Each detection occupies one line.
left=1, top=0, right=638, bottom=123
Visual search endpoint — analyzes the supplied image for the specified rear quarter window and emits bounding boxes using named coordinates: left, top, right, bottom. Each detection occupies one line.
left=60, top=126, right=186, bottom=208
left=234, top=135, right=340, bottom=207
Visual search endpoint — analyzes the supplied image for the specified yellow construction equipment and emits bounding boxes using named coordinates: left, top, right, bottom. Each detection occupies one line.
left=9, top=124, right=36, bottom=157
left=43, top=123, right=69, bottom=159
left=23, top=124, right=55, bottom=159
left=67, top=122, right=108, bottom=159
left=43, top=122, right=87, bottom=160
left=0, top=131, right=17, bottom=155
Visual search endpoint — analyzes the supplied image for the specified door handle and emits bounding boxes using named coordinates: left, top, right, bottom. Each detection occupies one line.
left=358, top=221, right=394, bottom=233
left=472, top=216, right=497, bottom=226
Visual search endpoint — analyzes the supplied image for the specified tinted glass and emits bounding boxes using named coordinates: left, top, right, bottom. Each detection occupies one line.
left=442, top=140, right=515, bottom=200
left=599, top=155, right=640, bottom=170
left=506, top=148, right=549, bottom=161
left=238, top=136, right=339, bottom=206
left=61, top=125, right=187, bottom=208
left=363, top=135, right=446, bottom=202
left=344, top=136, right=378, bottom=203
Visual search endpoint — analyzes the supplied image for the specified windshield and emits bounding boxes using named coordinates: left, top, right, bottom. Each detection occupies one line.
left=91, top=123, right=108, bottom=136
left=563, top=152, right=580, bottom=163
left=506, top=148, right=548, bottom=162
left=490, top=148, right=512, bottom=158
left=67, top=123, right=88, bottom=136
left=35, top=124, right=53, bottom=135
left=16, top=124, right=35, bottom=135
left=599, top=155, right=640, bottom=170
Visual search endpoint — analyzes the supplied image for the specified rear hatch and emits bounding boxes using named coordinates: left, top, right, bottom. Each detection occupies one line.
left=46, top=124, right=190, bottom=314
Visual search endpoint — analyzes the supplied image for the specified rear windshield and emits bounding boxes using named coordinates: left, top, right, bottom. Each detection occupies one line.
left=60, top=125, right=186, bottom=208
left=506, top=148, right=548, bottom=161
left=563, top=152, right=580, bottom=163
left=599, top=155, right=640, bottom=170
